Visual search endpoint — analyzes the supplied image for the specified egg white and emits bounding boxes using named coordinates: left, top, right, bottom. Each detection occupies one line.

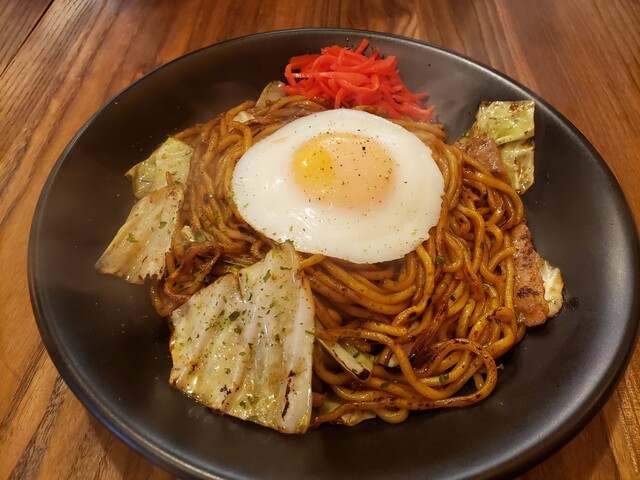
left=231, top=109, right=444, bottom=264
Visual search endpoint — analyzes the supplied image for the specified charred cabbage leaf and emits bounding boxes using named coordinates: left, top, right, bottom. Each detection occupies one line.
left=125, top=137, right=193, bottom=199
left=458, top=100, right=535, bottom=194
left=169, top=242, right=315, bottom=434
left=318, top=393, right=376, bottom=426
left=256, top=80, right=287, bottom=108
left=317, top=338, right=374, bottom=380
left=539, top=257, right=564, bottom=318
left=232, top=81, right=288, bottom=123
left=95, top=185, right=183, bottom=284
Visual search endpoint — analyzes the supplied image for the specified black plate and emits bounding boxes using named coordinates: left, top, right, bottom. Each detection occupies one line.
left=29, top=29, right=640, bottom=479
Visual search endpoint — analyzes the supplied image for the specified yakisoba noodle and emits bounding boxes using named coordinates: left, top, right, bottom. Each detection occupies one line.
left=149, top=94, right=525, bottom=425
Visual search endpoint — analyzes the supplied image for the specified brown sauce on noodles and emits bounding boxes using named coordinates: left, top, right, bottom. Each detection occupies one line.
left=149, top=95, right=526, bottom=425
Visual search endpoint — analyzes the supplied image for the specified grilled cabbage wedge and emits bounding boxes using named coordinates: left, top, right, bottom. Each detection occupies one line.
left=96, top=138, right=194, bottom=283
left=457, top=100, right=535, bottom=194
left=94, top=184, right=184, bottom=283
left=125, top=137, right=193, bottom=198
left=169, top=242, right=316, bottom=433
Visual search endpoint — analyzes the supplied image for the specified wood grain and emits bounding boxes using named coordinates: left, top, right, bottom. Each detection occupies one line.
left=0, top=0, right=52, bottom=75
left=1, top=0, right=638, bottom=478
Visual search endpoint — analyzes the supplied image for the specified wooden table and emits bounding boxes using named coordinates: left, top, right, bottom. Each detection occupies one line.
left=1, top=0, right=638, bottom=478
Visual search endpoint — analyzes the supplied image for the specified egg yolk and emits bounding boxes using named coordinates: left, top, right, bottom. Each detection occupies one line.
left=292, top=133, right=395, bottom=210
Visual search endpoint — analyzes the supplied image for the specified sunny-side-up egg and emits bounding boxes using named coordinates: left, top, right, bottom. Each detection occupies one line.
left=231, top=108, right=444, bottom=264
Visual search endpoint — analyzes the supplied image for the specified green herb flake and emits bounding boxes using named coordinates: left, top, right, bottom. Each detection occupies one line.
left=380, top=382, right=390, bottom=389
left=126, top=233, right=137, bottom=243
left=438, top=374, right=450, bottom=384
left=193, top=229, right=206, bottom=242
left=228, top=310, right=240, bottom=321
left=158, top=220, right=167, bottom=228
left=435, top=255, right=445, bottom=265
left=263, top=270, right=271, bottom=282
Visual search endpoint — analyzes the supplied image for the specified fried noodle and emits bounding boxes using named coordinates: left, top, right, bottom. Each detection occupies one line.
left=149, top=95, right=526, bottom=426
